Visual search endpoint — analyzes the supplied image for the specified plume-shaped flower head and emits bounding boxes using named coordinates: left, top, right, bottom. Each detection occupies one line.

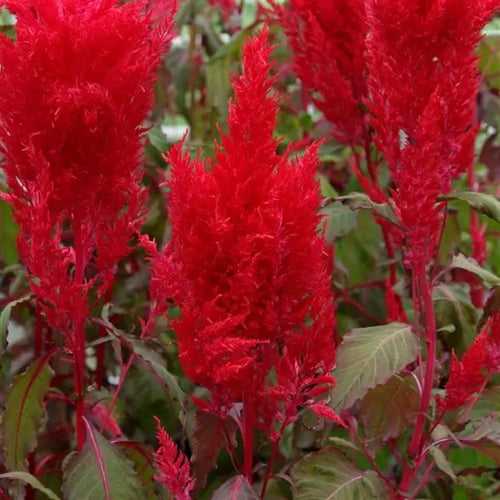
left=149, top=28, right=336, bottom=433
left=275, top=0, right=368, bottom=145
left=366, top=0, right=500, bottom=267
left=153, top=418, right=194, bottom=500
left=0, top=0, right=176, bottom=332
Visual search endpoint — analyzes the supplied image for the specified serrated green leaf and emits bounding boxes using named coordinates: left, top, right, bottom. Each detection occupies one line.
left=292, top=447, right=388, bottom=500
left=318, top=174, right=338, bottom=199
left=116, top=442, right=157, bottom=500
left=0, top=295, right=31, bottom=356
left=336, top=192, right=399, bottom=225
left=321, top=203, right=357, bottom=241
left=460, top=416, right=500, bottom=444
left=443, top=191, right=500, bottom=223
left=430, top=447, right=456, bottom=480
left=211, top=475, right=258, bottom=500
left=359, top=375, right=419, bottom=443
left=451, top=254, right=500, bottom=287
left=331, top=323, right=419, bottom=410
left=470, top=386, right=500, bottom=420
left=3, top=353, right=53, bottom=471
left=62, top=422, right=144, bottom=500
left=129, top=338, right=185, bottom=410
left=0, top=472, right=61, bottom=500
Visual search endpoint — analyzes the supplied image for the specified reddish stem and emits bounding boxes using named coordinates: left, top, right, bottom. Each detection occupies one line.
left=73, top=229, right=87, bottom=450
left=242, top=394, right=255, bottom=482
left=399, top=264, right=436, bottom=496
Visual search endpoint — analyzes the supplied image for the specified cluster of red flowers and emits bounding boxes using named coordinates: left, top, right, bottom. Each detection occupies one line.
left=367, top=0, right=499, bottom=269
left=276, top=0, right=368, bottom=146
left=0, top=0, right=175, bottom=446
left=148, top=28, right=337, bottom=478
left=441, top=313, right=500, bottom=411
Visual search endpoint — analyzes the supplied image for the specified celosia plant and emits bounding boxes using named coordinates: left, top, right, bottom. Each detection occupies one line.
left=148, top=28, right=338, bottom=491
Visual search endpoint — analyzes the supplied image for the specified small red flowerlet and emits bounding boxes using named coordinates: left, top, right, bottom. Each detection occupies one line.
left=153, top=418, right=194, bottom=500
left=440, top=333, right=488, bottom=412
left=366, top=0, right=500, bottom=269
left=441, top=313, right=500, bottom=412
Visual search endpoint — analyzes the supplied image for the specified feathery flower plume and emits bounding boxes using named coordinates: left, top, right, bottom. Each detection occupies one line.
left=275, top=0, right=368, bottom=146
left=153, top=418, right=194, bottom=500
left=148, top=28, right=337, bottom=478
left=366, top=0, right=499, bottom=268
left=440, top=312, right=500, bottom=412
left=0, top=0, right=176, bottom=447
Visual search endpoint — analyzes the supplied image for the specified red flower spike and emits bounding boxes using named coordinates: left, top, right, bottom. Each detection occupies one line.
left=150, top=28, right=336, bottom=445
left=275, top=0, right=368, bottom=145
left=153, top=418, right=194, bottom=500
left=440, top=332, right=488, bottom=412
left=441, top=313, right=500, bottom=412
left=366, top=0, right=500, bottom=268
left=0, top=0, right=176, bottom=335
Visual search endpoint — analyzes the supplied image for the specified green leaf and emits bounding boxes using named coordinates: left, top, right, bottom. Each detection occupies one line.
left=460, top=416, right=500, bottom=444
left=292, top=448, right=388, bottom=500
left=0, top=199, right=18, bottom=265
left=0, top=472, right=61, bottom=500
left=451, top=254, right=500, bottom=287
left=211, top=475, right=258, bottom=500
left=470, top=386, right=500, bottom=420
left=359, top=375, right=419, bottom=443
left=128, top=338, right=186, bottom=410
left=321, top=203, right=357, bottom=241
left=116, top=442, right=157, bottom=500
left=433, top=284, right=478, bottom=354
left=3, top=352, right=53, bottom=471
left=318, top=174, right=338, bottom=199
left=429, top=447, right=456, bottom=480
left=331, top=323, right=419, bottom=411
left=336, top=193, right=399, bottom=225
left=207, top=30, right=250, bottom=120
left=443, top=191, right=500, bottom=223
left=0, top=295, right=31, bottom=356
left=62, top=422, right=145, bottom=500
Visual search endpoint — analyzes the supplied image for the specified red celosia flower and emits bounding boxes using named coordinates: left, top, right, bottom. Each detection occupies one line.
left=148, top=28, right=336, bottom=470
left=440, top=332, right=488, bottom=412
left=153, top=418, right=194, bottom=500
left=441, top=312, right=500, bottom=412
left=275, top=0, right=368, bottom=145
left=366, top=0, right=499, bottom=268
left=0, top=0, right=176, bottom=447
left=0, top=0, right=175, bottom=337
